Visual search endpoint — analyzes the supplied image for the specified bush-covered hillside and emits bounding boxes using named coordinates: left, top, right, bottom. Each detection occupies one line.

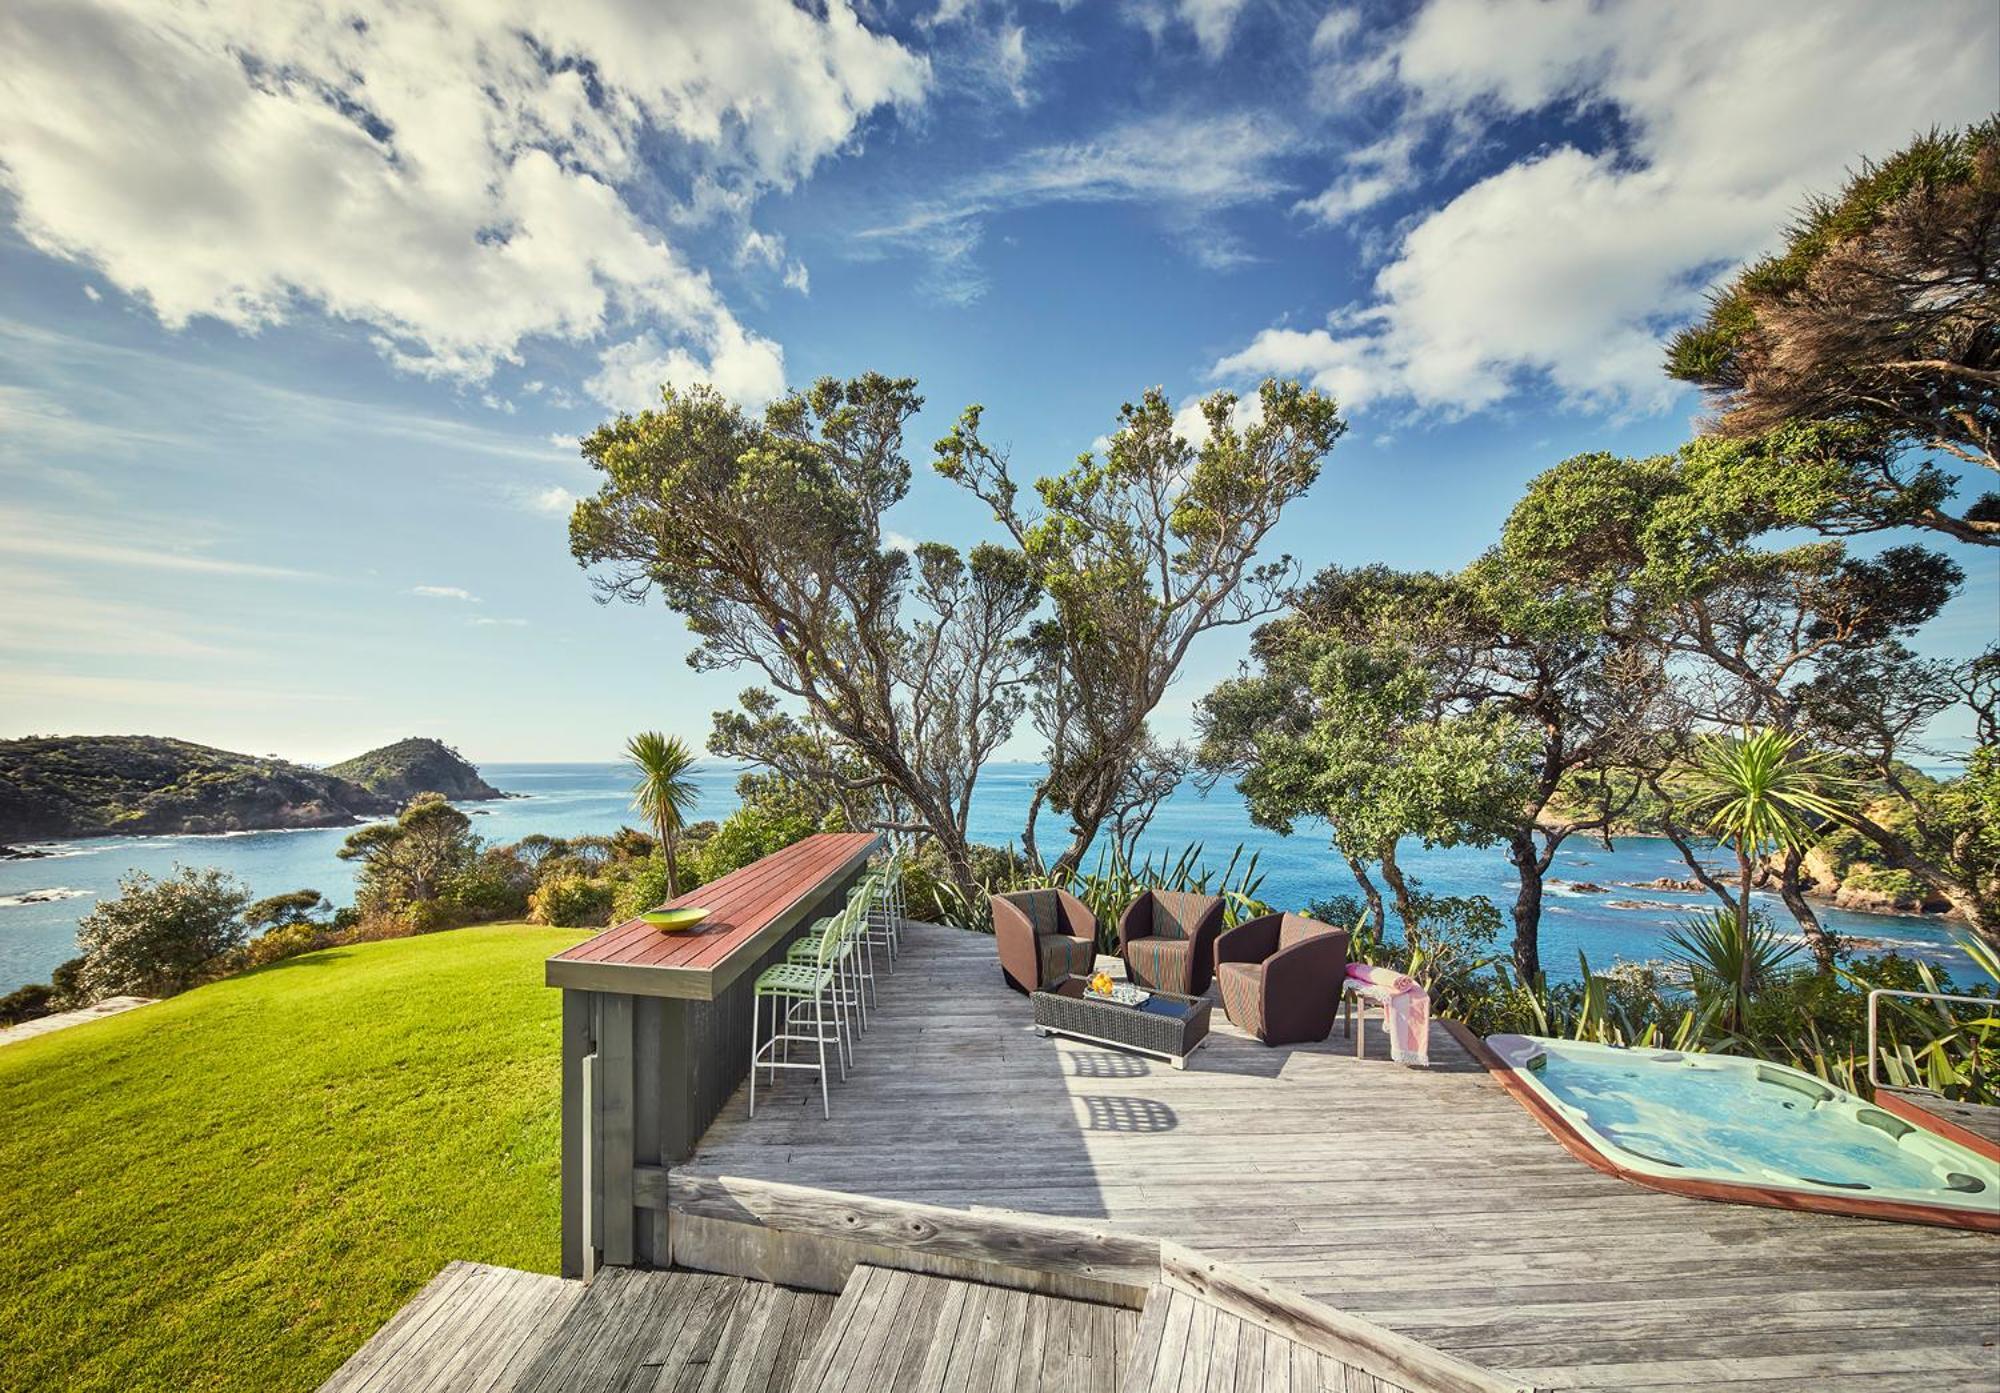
left=0, top=735, right=393, bottom=841
left=0, top=923, right=585, bottom=1393
left=324, top=737, right=507, bottom=802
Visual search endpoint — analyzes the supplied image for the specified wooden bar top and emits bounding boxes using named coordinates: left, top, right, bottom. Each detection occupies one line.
left=545, top=832, right=879, bottom=1001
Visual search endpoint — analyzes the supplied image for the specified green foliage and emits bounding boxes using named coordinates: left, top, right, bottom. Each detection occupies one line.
left=526, top=873, right=616, bottom=929
left=608, top=854, right=679, bottom=922
left=0, top=981, right=54, bottom=1026
left=74, top=865, right=252, bottom=1000
left=1664, top=908, right=1803, bottom=1034
left=338, top=794, right=484, bottom=923
left=0, top=924, right=583, bottom=1393
left=241, top=889, right=327, bottom=931
left=697, top=802, right=819, bottom=884
left=323, top=738, right=503, bottom=801
left=1686, top=727, right=1858, bottom=859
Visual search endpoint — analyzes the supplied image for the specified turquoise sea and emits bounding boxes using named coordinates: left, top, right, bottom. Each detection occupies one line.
left=0, top=761, right=1978, bottom=994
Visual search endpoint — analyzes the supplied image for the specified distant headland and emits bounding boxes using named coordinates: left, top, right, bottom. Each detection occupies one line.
left=0, top=735, right=506, bottom=843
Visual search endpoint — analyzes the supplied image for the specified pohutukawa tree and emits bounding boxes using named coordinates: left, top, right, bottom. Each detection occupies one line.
left=1667, top=120, right=2000, bottom=546
left=1500, top=444, right=1986, bottom=950
left=570, top=375, right=1040, bottom=904
left=1196, top=565, right=1533, bottom=943
left=935, top=379, right=1346, bottom=876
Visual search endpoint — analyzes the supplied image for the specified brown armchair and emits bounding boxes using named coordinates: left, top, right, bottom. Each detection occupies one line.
left=1117, top=889, right=1226, bottom=997
left=1213, top=912, right=1350, bottom=1045
left=991, top=889, right=1099, bottom=994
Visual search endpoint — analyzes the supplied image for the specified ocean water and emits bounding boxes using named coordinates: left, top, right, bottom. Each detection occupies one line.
left=0, top=761, right=1977, bottom=995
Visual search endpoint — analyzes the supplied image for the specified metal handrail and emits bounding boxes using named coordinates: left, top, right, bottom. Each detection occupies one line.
left=1865, top=988, right=1995, bottom=1094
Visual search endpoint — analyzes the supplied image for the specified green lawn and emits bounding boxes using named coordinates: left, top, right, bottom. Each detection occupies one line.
left=0, top=923, right=588, bottom=1393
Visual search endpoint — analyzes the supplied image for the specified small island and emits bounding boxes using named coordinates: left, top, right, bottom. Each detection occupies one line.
left=0, top=734, right=505, bottom=842
left=325, top=737, right=508, bottom=804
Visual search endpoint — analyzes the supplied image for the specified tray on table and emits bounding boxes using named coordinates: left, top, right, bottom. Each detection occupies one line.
left=1030, top=974, right=1212, bottom=1068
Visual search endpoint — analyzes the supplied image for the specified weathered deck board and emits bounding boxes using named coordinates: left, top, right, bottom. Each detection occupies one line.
left=317, top=1264, right=835, bottom=1393
left=790, top=1263, right=1137, bottom=1392
left=690, top=924, right=2000, bottom=1392
left=1121, top=1285, right=1416, bottom=1393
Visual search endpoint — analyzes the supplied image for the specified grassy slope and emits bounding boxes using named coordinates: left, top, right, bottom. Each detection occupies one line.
left=0, top=924, right=586, bottom=1393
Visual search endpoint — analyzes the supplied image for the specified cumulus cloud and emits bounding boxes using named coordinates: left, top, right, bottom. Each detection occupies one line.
left=0, top=0, right=926, bottom=404
left=511, top=484, right=577, bottom=517
left=585, top=324, right=787, bottom=412
left=1216, top=0, right=2000, bottom=417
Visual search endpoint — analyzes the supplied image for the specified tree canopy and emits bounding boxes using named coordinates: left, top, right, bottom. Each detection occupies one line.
left=1666, top=120, right=2000, bottom=545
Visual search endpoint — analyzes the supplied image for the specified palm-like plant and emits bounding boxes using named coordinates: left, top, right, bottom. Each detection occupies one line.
left=1664, top=907, right=1802, bottom=1035
left=1684, top=725, right=1857, bottom=978
left=626, top=731, right=700, bottom=898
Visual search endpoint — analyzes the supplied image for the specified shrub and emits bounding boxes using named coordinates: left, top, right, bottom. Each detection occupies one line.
left=696, top=804, right=817, bottom=883
left=74, top=866, right=251, bottom=1000
left=528, top=874, right=616, bottom=928
left=441, top=846, right=533, bottom=922
left=0, top=982, right=54, bottom=1026
left=607, top=854, right=689, bottom=922
left=241, top=921, right=335, bottom=968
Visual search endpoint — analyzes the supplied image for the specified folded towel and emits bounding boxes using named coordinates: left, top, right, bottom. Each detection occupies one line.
left=1345, top=963, right=1429, bottom=1066
left=1345, top=962, right=1419, bottom=995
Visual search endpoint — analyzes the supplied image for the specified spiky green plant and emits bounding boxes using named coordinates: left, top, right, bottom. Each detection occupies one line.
left=625, top=731, right=700, bottom=899
left=1685, top=725, right=1857, bottom=977
left=1664, top=907, right=1802, bottom=1035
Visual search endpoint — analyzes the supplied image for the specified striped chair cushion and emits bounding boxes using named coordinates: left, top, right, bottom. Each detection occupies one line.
left=1149, top=890, right=1211, bottom=942
left=1216, top=961, right=1264, bottom=1039
left=1126, top=938, right=1194, bottom=995
left=1002, top=889, right=1064, bottom=939
left=1038, top=935, right=1094, bottom=985
left=1278, top=915, right=1340, bottom=952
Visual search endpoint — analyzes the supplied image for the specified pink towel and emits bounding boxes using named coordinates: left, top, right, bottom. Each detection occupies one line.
left=1345, top=963, right=1430, bottom=1066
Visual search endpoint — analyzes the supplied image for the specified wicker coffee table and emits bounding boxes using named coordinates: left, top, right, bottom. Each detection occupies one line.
left=1030, top=975, right=1212, bottom=1068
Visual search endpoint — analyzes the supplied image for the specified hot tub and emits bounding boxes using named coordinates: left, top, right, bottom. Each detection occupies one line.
left=1484, top=1034, right=2000, bottom=1228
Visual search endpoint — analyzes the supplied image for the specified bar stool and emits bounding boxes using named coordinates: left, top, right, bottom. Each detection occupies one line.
left=750, top=906, right=849, bottom=1119
left=867, top=849, right=904, bottom=970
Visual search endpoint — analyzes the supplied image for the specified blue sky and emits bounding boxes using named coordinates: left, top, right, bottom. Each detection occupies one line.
left=1, top=0, right=1994, bottom=763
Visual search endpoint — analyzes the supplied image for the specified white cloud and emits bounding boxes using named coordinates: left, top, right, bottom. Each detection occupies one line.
left=1217, top=0, right=2000, bottom=417
left=1123, top=0, right=1251, bottom=60
left=1294, top=128, right=1418, bottom=226
left=412, top=585, right=480, bottom=602
left=80, top=284, right=100, bottom=302
left=471, top=616, right=529, bottom=628
left=782, top=262, right=811, bottom=296
left=0, top=0, right=926, bottom=400
left=513, top=484, right=577, bottom=517
left=0, top=504, right=308, bottom=578
left=585, top=324, right=787, bottom=412
left=0, top=562, right=234, bottom=659
left=860, top=109, right=1291, bottom=299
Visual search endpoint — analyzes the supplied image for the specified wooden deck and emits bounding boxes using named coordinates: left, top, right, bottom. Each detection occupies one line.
left=319, top=1261, right=836, bottom=1392
left=690, top=924, right=2000, bottom=1392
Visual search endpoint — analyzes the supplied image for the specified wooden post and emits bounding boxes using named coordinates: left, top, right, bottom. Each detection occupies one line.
left=559, top=989, right=593, bottom=1279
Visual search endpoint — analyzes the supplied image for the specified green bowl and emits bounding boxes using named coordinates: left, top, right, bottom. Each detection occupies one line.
left=640, top=907, right=710, bottom=933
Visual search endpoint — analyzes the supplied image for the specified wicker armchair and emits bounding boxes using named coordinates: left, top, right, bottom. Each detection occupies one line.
left=1116, top=889, right=1226, bottom=997
left=1213, top=912, right=1350, bottom=1045
left=991, top=889, right=1099, bottom=994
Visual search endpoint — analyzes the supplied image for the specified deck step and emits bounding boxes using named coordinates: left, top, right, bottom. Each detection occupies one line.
left=785, top=1263, right=1134, bottom=1393
left=1120, top=1280, right=1427, bottom=1393
left=318, top=1264, right=836, bottom=1393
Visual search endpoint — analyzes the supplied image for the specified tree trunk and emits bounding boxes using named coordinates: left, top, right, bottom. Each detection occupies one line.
left=1376, top=842, right=1420, bottom=940
left=1507, top=829, right=1544, bottom=983
left=1735, top=847, right=1755, bottom=1005
left=658, top=815, right=681, bottom=899
left=1778, top=846, right=1836, bottom=971
left=1340, top=851, right=1386, bottom=941
left=1021, top=782, right=1047, bottom=873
